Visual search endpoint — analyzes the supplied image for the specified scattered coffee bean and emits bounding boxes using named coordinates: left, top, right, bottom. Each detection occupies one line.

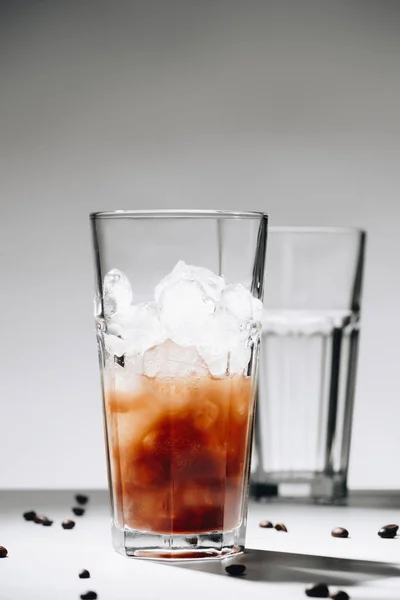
left=34, top=515, right=52, bottom=526
left=23, top=511, right=37, bottom=522
left=275, top=523, right=288, bottom=532
left=225, top=564, right=246, bottom=576
left=75, top=494, right=89, bottom=505
left=259, top=520, right=273, bottom=528
left=0, top=546, right=8, bottom=558
left=34, top=515, right=45, bottom=524
left=305, top=583, right=329, bottom=597
left=72, top=507, right=85, bottom=516
left=331, top=527, right=349, bottom=538
left=378, top=524, right=398, bottom=539
left=62, top=520, right=76, bottom=530
left=80, top=592, right=97, bottom=600
left=79, top=569, right=91, bottom=579
left=330, top=592, right=350, bottom=600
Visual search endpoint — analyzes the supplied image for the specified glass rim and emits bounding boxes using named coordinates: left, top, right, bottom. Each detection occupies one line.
left=269, top=226, right=365, bottom=235
left=90, top=209, right=268, bottom=220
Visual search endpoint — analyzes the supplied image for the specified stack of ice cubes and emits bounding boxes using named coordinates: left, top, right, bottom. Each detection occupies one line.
left=102, top=261, right=262, bottom=378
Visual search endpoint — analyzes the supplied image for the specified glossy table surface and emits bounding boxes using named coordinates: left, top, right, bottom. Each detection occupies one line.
left=1, top=490, right=400, bottom=600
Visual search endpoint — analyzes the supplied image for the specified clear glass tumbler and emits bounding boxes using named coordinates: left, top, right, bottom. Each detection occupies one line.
left=252, top=227, right=366, bottom=502
left=91, top=210, right=268, bottom=559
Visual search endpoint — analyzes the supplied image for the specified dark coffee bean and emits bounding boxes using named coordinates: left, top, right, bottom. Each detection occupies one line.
left=330, top=592, right=350, bottom=600
left=259, top=520, right=273, bottom=528
left=62, top=520, right=76, bottom=530
left=34, top=515, right=45, bottom=524
left=331, top=527, right=349, bottom=538
left=23, top=511, right=37, bottom=522
left=34, top=515, right=53, bottom=526
left=75, top=494, right=89, bottom=505
left=225, top=564, right=246, bottom=576
left=378, top=524, right=398, bottom=539
left=305, top=583, right=330, bottom=597
left=275, top=523, right=288, bottom=532
left=114, top=354, right=125, bottom=367
left=72, top=507, right=85, bottom=516
left=80, top=592, right=97, bottom=600
left=0, top=546, right=8, bottom=558
left=79, top=569, right=91, bottom=579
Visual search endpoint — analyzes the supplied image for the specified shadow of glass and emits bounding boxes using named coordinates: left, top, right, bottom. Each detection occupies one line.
left=172, top=548, right=400, bottom=585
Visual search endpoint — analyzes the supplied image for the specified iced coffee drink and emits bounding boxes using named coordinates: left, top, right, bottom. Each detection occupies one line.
left=100, top=261, right=262, bottom=557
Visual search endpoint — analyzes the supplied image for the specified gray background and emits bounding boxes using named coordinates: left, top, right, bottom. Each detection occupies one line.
left=1, top=0, right=399, bottom=489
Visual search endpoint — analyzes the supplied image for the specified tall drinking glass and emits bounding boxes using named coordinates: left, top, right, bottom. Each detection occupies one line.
left=91, top=210, right=268, bottom=559
left=252, top=227, right=366, bottom=502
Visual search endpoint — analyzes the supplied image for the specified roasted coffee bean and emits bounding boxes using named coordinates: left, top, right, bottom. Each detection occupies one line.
left=79, top=569, right=91, bottom=579
left=330, top=592, right=350, bottom=600
left=331, top=527, right=349, bottom=538
left=72, top=507, right=85, bottom=516
left=80, top=592, right=97, bottom=600
left=62, top=520, right=76, bottom=530
left=23, top=511, right=37, bottom=522
left=0, top=546, right=8, bottom=558
left=34, top=515, right=52, bottom=526
left=75, top=494, right=89, bottom=505
left=275, top=523, right=288, bottom=532
left=378, top=524, right=398, bottom=539
left=305, top=583, right=330, bottom=597
left=34, top=515, right=45, bottom=524
left=259, top=520, right=273, bottom=528
left=225, top=564, right=246, bottom=576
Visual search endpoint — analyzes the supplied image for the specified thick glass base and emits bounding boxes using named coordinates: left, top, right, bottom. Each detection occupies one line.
left=112, top=524, right=245, bottom=560
left=251, top=472, right=347, bottom=504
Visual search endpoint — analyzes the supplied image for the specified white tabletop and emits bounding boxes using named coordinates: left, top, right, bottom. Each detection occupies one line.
left=1, top=491, right=399, bottom=600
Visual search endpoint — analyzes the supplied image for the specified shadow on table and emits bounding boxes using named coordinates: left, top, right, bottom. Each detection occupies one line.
left=172, top=548, right=400, bottom=586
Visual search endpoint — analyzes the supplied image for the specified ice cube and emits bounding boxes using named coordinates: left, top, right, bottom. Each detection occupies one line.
left=103, top=269, right=133, bottom=318
left=220, top=283, right=262, bottom=323
left=228, top=344, right=252, bottom=375
left=158, top=279, right=216, bottom=346
left=197, top=313, right=234, bottom=377
left=252, top=297, right=263, bottom=322
left=143, top=340, right=209, bottom=379
left=104, top=333, right=130, bottom=357
left=108, top=302, right=168, bottom=355
left=198, top=312, right=250, bottom=377
left=155, top=260, right=225, bottom=305
left=113, top=353, right=143, bottom=393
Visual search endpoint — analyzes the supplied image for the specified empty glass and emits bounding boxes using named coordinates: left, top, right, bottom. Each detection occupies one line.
left=252, top=227, right=366, bottom=502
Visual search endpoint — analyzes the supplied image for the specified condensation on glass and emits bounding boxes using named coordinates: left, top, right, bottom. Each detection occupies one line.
left=251, top=227, right=366, bottom=502
left=91, top=210, right=268, bottom=559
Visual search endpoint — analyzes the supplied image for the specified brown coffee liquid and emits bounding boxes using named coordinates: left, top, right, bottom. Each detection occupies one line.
left=106, top=375, right=253, bottom=534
